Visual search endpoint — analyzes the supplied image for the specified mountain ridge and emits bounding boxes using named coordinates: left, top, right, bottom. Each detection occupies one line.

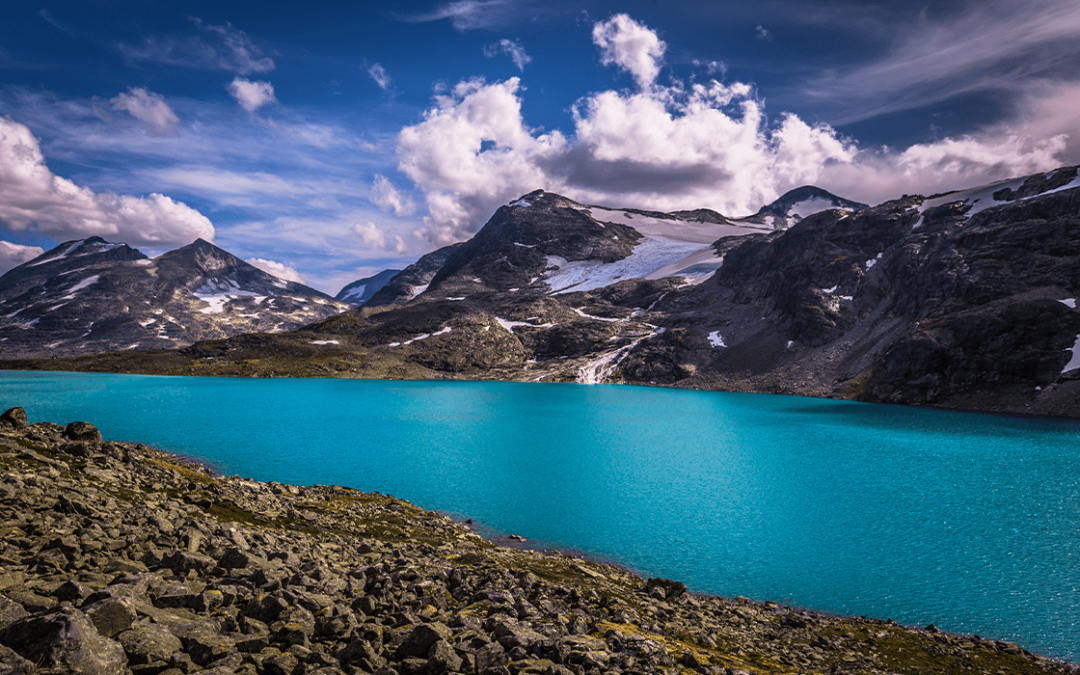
left=4, top=168, right=1080, bottom=419
left=0, top=237, right=351, bottom=358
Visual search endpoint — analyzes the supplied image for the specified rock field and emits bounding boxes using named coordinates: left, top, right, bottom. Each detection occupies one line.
left=1, top=407, right=1076, bottom=675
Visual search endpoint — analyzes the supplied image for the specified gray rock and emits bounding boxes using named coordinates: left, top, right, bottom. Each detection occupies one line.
left=0, top=606, right=126, bottom=675
left=0, top=408, right=27, bottom=429
left=396, top=623, right=451, bottom=659
left=117, top=624, right=184, bottom=664
left=0, top=643, right=34, bottom=675
left=63, top=422, right=102, bottom=443
left=0, top=595, right=28, bottom=631
left=82, top=596, right=137, bottom=638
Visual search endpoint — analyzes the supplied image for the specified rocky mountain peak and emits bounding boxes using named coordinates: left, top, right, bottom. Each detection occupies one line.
left=738, top=186, right=868, bottom=230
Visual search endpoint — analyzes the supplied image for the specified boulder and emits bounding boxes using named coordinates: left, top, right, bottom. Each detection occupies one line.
left=0, top=606, right=126, bottom=675
left=0, top=408, right=27, bottom=429
left=63, top=422, right=102, bottom=443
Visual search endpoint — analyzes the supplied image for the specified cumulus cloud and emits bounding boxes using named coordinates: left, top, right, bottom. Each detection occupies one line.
left=247, top=257, right=305, bottom=284
left=0, top=240, right=45, bottom=275
left=118, top=18, right=274, bottom=75
left=368, top=64, right=392, bottom=90
left=396, top=77, right=568, bottom=244
left=354, top=221, right=408, bottom=254
left=592, top=14, right=666, bottom=90
left=395, top=13, right=1076, bottom=245
left=755, top=25, right=772, bottom=41
left=110, top=87, right=180, bottom=135
left=484, top=39, right=532, bottom=71
left=227, top=78, right=276, bottom=112
left=372, top=174, right=415, bottom=216
left=0, top=118, right=214, bottom=247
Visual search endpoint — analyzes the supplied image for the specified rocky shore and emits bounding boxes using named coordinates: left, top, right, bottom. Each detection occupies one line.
left=0, top=407, right=1075, bottom=675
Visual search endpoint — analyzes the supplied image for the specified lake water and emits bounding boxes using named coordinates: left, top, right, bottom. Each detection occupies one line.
left=1, top=371, right=1078, bottom=661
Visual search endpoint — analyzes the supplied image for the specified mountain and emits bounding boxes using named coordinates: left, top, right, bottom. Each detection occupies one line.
left=335, top=269, right=401, bottom=304
left=7, top=167, right=1080, bottom=419
left=737, top=185, right=869, bottom=229
left=0, top=237, right=351, bottom=358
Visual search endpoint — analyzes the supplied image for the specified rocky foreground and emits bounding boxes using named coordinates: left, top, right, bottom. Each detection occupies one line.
left=0, top=409, right=1075, bottom=675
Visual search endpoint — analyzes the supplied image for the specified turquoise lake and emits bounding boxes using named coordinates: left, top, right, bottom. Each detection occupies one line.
left=1, top=371, right=1078, bottom=661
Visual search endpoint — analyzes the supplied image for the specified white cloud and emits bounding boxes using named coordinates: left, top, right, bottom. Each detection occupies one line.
left=0, top=118, right=214, bottom=247
left=592, top=14, right=666, bottom=90
left=484, top=39, right=532, bottom=71
left=118, top=18, right=274, bottom=75
left=247, top=257, right=305, bottom=284
left=354, top=221, right=408, bottom=254
left=227, top=78, right=276, bottom=112
left=755, top=25, right=772, bottom=41
left=110, top=87, right=180, bottom=135
left=0, top=240, right=45, bottom=276
left=368, top=64, right=392, bottom=90
left=372, top=174, right=415, bottom=216
left=395, top=13, right=1076, bottom=245
left=805, top=0, right=1080, bottom=125
left=395, top=77, right=568, bottom=244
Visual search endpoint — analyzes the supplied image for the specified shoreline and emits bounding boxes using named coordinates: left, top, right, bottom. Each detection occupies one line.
left=6, top=366, right=1080, bottom=426
left=1, top=406, right=1077, bottom=674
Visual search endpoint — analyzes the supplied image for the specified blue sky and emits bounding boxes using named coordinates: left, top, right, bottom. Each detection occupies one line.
left=1, top=0, right=1078, bottom=293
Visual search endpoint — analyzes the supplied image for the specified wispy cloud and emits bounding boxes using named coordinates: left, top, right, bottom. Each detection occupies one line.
left=803, top=0, right=1080, bottom=125
left=117, top=18, right=275, bottom=75
left=395, top=0, right=531, bottom=31
left=483, top=39, right=532, bottom=71
left=368, top=63, right=392, bottom=90
left=755, top=25, right=772, bottom=41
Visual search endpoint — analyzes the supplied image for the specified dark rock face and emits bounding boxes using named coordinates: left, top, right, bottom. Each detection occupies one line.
left=0, top=412, right=1073, bottom=675
left=366, top=245, right=464, bottom=306
left=336, top=269, right=402, bottom=304
left=0, top=238, right=350, bottom=358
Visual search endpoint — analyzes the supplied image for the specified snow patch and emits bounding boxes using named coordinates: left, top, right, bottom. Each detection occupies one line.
left=578, top=327, right=666, bottom=384
left=496, top=318, right=554, bottom=332
left=308, top=340, right=340, bottom=345
left=786, top=340, right=794, bottom=349
left=866, top=252, right=883, bottom=269
left=67, top=275, right=101, bottom=293
left=1064, top=334, right=1080, bottom=373
left=1059, top=298, right=1076, bottom=308
left=822, top=285, right=837, bottom=294
left=135, top=260, right=153, bottom=266
left=407, top=284, right=429, bottom=300
left=572, top=307, right=622, bottom=322
left=510, top=199, right=531, bottom=208
left=513, top=242, right=536, bottom=248
left=708, top=331, right=726, bottom=348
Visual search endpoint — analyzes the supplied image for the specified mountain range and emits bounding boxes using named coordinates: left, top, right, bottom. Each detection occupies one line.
left=0, top=237, right=350, bottom=358
left=3, top=170, right=1080, bottom=419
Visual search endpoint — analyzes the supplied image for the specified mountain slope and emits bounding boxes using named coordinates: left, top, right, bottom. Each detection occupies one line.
left=335, top=269, right=401, bottom=303
left=0, top=237, right=350, bottom=358
left=7, top=168, right=1080, bottom=418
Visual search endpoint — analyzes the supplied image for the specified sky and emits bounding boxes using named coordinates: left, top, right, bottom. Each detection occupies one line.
left=1, top=0, right=1078, bottom=293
